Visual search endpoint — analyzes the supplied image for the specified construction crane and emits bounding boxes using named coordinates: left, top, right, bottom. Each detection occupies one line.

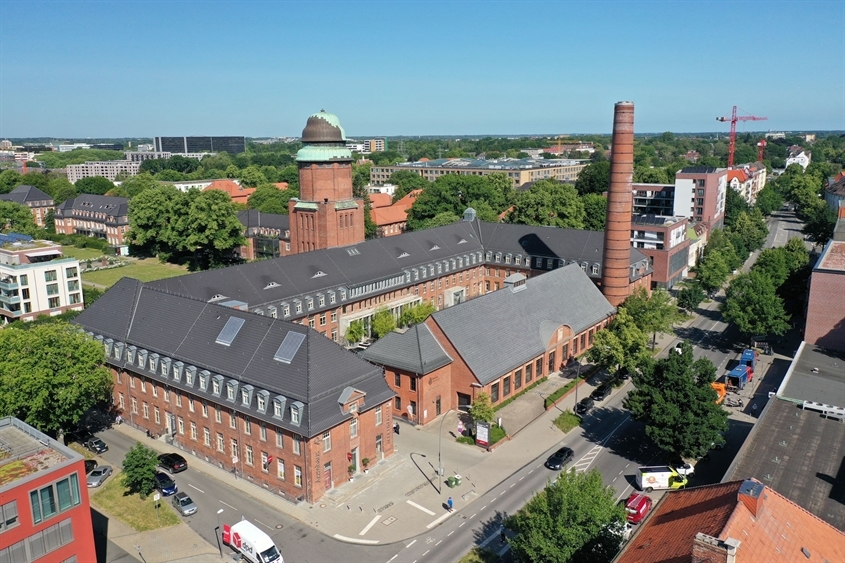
left=716, top=106, right=767, bottom=168
left=756, top=139, right=767, bottom=163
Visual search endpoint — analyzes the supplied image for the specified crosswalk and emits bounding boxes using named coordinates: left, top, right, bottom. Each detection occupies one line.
left=572, top=445, right=603, bottom=473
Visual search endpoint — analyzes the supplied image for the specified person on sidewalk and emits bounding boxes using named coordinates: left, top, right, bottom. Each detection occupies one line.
left=447, top=497, right=453, bottom=512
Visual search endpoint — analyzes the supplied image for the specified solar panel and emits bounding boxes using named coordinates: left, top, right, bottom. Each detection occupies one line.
left=274, top=331, right=306, bottom=363
left=215, top=316, right=245, bottom=346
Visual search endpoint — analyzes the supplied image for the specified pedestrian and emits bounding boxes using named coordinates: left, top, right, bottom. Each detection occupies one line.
left=447, top=497, right=453, bottom=512
left=115, top=414, right=122, bottom=425
left=500, top=529, right=507, bottom=543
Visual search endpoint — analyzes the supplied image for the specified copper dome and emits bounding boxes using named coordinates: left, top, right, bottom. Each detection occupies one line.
left=301, top=110, right=346, bottom=143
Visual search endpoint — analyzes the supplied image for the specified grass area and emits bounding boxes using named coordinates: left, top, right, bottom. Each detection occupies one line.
left=456, top=423, right=507, bottom=447
left=82, top=258, right=187, bottom=287
left=61, top=246, right=107, bottom=261
left=90, top=472, right=179, bottom=531
left=553, top=411, right=582, bottom=434
left=67, top=443, right=95, bottom=460
left=458, top=547, right=500, bottom=563
left=543, top=381, right=577, bottom=409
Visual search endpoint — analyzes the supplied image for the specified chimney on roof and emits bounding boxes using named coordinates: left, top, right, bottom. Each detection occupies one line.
left=692, top=533, right=740, bottom=563
left=601, top=102, right=635, bottom=307
left=737, top=479, right=765, bottom=517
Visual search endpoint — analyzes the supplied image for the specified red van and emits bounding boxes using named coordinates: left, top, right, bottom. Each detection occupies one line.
left=625, top=493, right=653, bottom=524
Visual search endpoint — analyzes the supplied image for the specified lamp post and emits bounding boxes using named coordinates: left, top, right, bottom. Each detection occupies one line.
left=573, top=358, right=583, bottom=411
left=437, top=408, right=457, bottom=495
left=215, top=508, right=224, bottom=557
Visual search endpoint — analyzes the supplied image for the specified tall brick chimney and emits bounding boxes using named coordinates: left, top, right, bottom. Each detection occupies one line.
left=601, top=101, right=635, bottom=307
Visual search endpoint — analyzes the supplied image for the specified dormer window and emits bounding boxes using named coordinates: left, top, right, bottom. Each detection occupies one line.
left=505, top=254, right=511, bottom=264
left=328, top=292, right=336, bottom=304
left=515, top=255, right=522, bottom=265
left=127, top=346, right=136, bottom=364
left=149, top=353, right=159, bottom=373
left=185, top=366, right=196, bottom=386
left=282, top=303, right=290, bottom=317
left=486, top=251, right=493, bottom=261
left=318, top=295, right=325, bottom=307
left=227, top=384, right=235, bottom=401
left=212, top=376, right=222, bottom=396
left=348, top=402, right=358, bottom=414
left=137, top=349, right=147, bottom=368
left=273, top=396, right=286, bottom=419
left=340, top=289, right=347, bottom=300
left=172, top=361, right=184, bottom=382
left=114, top=342, right=123, bottom=360
left=295, top=301, right=302, bottom=314
left=306, top=298, right=313, bottom=310
left=104, top=338, right=114, bottom=357
left=199, top=370, right=210, bottom=391
left=160, top=357, right=171, bottom=377
left=257, top=391, right=269, bottom=413
left=241, top=385, right=254, bottom=407
left=290, top=404, right=302, bottom=425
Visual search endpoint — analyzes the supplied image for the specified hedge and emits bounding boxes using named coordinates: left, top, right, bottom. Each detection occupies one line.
left=493, top=378, right=545, bottom=412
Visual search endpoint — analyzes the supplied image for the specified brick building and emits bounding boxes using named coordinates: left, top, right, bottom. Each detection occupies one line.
left=359, top=266, right=615, bottom=423
left=236, top=210, right=290, bottom=261
left=53, top=194, right=130, bottom=246
left=0, top=185, right=54, bottom=228
left=630, top=215, right=691, bottom=288
left=72, top=278, right=395, bottom=503
left=804, top=240, right=845, bottom=352
left=0, top=417, right=97, bottom=563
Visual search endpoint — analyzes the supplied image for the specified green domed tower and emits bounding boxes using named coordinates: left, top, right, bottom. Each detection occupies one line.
left=289, top=110, right=364, bottom=254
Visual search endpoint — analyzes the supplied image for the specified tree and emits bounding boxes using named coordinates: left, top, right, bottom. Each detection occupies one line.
left=75, top=176, right=114, bottom=196
left=506, top=469, right=626, bottom=563
left=677, top=284, right=706, bottom=312
left=108, top=173, right=161, bottom=198
left=0, top=323, right=112, bottom=437
left=0, top=201, right=38, bottom=235
left=247, top=184, right=297, bottom=214
left=731, top=209, right=768, bottom=253
left=178, top=189, right=246, bottom=268
left=127, top=185, right=183, bottom=257
left=352, top=162, right=372, bottom=194
left=122, top=443, right=159, bottom=498
left=581, top=193, right=607, bottom=231
left=389, top=170, right=429, bottom=203
left=623, top=287, right=681, bottom=349
left=624, top=341, right=728, bottom=460
left=695, top=249, right=731, bottom=293
left=724, top=188, right=750, bottom=229
left=0, top=170, right=22, bottom=194
left=507, top=180, right=585, bottom=229
left=419, top=211, right=461, bottom=230
left=574, top=161, right=610, bottom=196
left=372, top=308, right=396, bottom=338
left=398, top=302, right=436, bottom=327
left=345, top=320, right=365, bottom=343
left=587, top=308, right=649, bottom=374
left=752, top=248, right=790, bottom=287
left=754, top=186, right=782, bottom=216
left=722, top=271, right=790, bottom=338
left=802, top=204, right=836, bottom=247
left=238, top=166, right=268, bottom=188
left=468, top=392, right=495, bottom=424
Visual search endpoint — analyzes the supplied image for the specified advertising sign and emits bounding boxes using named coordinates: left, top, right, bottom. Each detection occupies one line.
left=476, top=421, right=490, bottom=448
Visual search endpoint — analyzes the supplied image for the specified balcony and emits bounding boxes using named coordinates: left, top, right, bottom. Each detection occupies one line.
left=0, top=293, right=21, bottom=305
left=0, top=278, right=18, bottom=291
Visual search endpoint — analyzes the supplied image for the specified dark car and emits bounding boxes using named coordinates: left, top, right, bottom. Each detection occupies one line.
left=158, top=453, right=188, bottom=473
left=84, top=459, right=97, bottom=474
left=85, top=437, right=108, bottom=454
left=590, top=383, right=612, bottom=402
left=545, top=447, right=575, bottom=470
left=575, top=397, right=594, bottom=416
left=154, top=472, right=178, bottom=496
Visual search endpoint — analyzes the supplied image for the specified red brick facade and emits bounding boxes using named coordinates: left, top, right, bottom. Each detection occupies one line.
left=805, top=270, right=845, bottom=352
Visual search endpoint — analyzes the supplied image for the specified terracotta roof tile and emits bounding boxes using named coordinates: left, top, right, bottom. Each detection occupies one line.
left=203, top=179, right=255, bottom=204
left=372, top=205, right=409, bottom=226
left=393, top=189, right=423, bottom=210
left=369, top=193, right=392, bottom=208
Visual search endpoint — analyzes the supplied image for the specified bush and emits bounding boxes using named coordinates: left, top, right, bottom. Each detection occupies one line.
left=456, top=436, right=476, bottom=445
left=544, top=381, right=577, bottom=409
left=489, top=424, right=507, bottom=445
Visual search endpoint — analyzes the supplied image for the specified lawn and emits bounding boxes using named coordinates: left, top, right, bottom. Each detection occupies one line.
left=458, top=547, right=499, bottom=563
left=82, top=258, right=188, bottom=287
left=61, top=246, right=107, bottom=261
left=90, top=472, right=180, bottom=531
left=554, top=411, right=582, bottom=434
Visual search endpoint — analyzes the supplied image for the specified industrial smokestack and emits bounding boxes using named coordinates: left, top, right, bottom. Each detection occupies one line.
left=601, top=102, right=635, bottom=307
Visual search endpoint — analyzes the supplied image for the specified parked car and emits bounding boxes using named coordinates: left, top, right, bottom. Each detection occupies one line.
left=154, top=472, right=178, bottom=496
left=590, top=383, right=612, bottom=401
left=84, top=459, right=97, bottom=474
left=158, top=453, right=188, bottom=473
left=575, top=397, right=594, bottom=415
left=673, top=462, right=695, bottom=478
left=545, top=447, right=575, bottom=470
left=86, top=466, right=112, bottom=488
left=85, top=437, right=108, bottom=454
left=625, top=493, right=653, bottom=524
left=171, top=492, right=197, bottom=516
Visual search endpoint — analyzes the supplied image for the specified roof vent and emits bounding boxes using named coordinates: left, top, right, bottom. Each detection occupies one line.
left=430, top=245, right=440, bottom=251
left=346, top=247, right=360, bottom=256
left=312, top=271, right=326, bottom=278
left=738, top=479, right=765, bottom=517
left=398, top=252, right=410, bottom=259
left=457, top=238, right=467, bottom=244
left=264, top=282, right=280, bottom=289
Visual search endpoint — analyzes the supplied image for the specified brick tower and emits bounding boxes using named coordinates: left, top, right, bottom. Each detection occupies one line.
left=289, top=110, right=365, bottom=254
left=601, top=102, right=635, bottom=307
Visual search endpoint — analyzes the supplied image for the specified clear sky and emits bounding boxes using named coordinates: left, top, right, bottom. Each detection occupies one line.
left=1, top=0, right=842, bottom=138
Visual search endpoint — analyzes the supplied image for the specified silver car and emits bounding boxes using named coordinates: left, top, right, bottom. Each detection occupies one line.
left=171, top=492, right=197, bottom=516
left=86, top=466, right=112, bottom=488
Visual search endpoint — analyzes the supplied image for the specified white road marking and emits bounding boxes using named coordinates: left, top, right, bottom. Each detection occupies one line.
left=426, top=512, right=454, bottom=529
left=387, top=555, right=398, bottom=563
left=491, top=497, right=497, bottom=501
left=359, top=515, right=380, bottom=536
left=219, top=500, right=236, bottom=510
left=188, top=484, right=204, bottom=494
left=459, top=522, right=465, bottom=527
left=333, top=534, right=380, bottom=544
left=470, top=513, right=477, bottom=519
left=436, top=540, right=442, bottom=546
left=254, top=519, right=273, bottom=530
left=510, top=483, right=515, bottom=488
left=422, top=550, right=430, bottom=557
left=529, top=469, right=534, bottom=474
left=405, top=540, right=417, bottom=548
left=481, top=506, right=487, bottom=510
left=406, top=500, right=435, bottom=516
left=447, top=531, right=454, bottom=536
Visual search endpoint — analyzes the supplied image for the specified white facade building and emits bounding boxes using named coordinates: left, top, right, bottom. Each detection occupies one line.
left=67, top=160, right=141, bottom=183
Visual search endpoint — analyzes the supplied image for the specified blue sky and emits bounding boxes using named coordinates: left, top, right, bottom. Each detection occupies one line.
left=1, top=0, right=842, bottom=137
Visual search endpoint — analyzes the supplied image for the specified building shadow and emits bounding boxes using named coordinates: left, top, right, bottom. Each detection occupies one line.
left=816, top=456, right=845, bottom=507
left=90, top=507, right=109, bottom=563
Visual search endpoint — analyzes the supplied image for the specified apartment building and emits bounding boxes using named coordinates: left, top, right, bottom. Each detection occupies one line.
left=236, top=210, right=291, bottom=261
left=370, top=158, right=588, bottom=189
left=0, top=234, right=84, bottom=323
left=728, top=164, right=767, bottom=205
left=0, top=417, right=97, bottom=563
left=153, top=136, right=245, bottom=155
left=630, top=215, right=691, bottom=288
left=66, top=160, right=141, bottom=183
left=0, top=185, right=54, bottom=228
left=124, top=151, right=206, bottom=162
left=53, top=194, right=130, bottom=246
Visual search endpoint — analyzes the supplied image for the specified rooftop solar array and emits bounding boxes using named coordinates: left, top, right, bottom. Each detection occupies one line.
left=274, top=331, right=306, bottom=363
left=0, top=233, right=34, bottom=244
left=215, top=316, right=245, bottom=346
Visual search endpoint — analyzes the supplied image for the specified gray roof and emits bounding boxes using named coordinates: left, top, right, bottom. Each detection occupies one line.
left=55, top=193, right=129, bottom=220
left=0, top=185, right=53, bottom=205
left=359, top=324, right=453, bottom=375
left=238, top=209, right=290, bottom=232
left=725, top=344, right=845, bottom=530
left=72, top=277, right=393, bottom=438
left=430, top=264, right=615, bottom=384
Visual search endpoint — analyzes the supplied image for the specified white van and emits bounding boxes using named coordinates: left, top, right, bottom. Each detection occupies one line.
left=222, top=519, right=283, bottom=563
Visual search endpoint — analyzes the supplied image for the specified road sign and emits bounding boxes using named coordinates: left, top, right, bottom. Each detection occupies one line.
left=153, top=493, right=160, bottom=502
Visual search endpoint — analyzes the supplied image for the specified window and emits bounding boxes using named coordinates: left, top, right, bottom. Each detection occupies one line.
left=322, top=431, right=331, bottom=452
left=19, top=274, right=27, bottom=286
left=525, top=362, right=533, bottom=383
left=294, top=466, right=303, bottom=487
left=202, top=400, right=208, bottom=417
left=30, top=475, right=79, bottom=525
left=217, top=433, right=225, bottom=452
left=331, top=311, right=337, bottom=322
left=44, top=270, right=57, bottom=282
left=394, top=373, right=401, bottom=387
left=277, top=459, right=285, bottom=480
left=215, top=408, right=222, bottom=424
left=190, top=422, right=197, bottom=440
left=273, top=401, right=282, bottom=418
left=65, top=267, right=78, bottom=278
left=204, top=427, right=211, bottom=447
left=515, top=369, right=522, bottom=390
left=230, top=410, right=237, bottom=429
left=261, top=451, right=269, bottom=472
left=48, top=297, right=60, bottom=308
left=227, top=385, right=235, bottom=401
left=290, top=407, right=300, bottom=425
left=293, top=434, right=301, bottom=455
left=131, top=397, right=138, bottom=414
left=0, top=500, right=19, bottom=532
left=231, top=439, right=239, bottom=459
left=246, top=446, right=254, bottom=466
left=140, top=379, right=146, bottom=393
left=503, top=376, right=511, bottom=396
left=143, top=402, right=149, bottom=419
left=410, top=377, right=416, bottom=392
left=177, top=417, right=184, bottom=435
left=257, top=395, right=266, bottom=412
left=375, top=406, right=382, bottom=426
left=244, top=416, right=251, bottom=435
left=67, top=280, right=80, bottom=292
left=536, top=357, right=543, bottom=377
left=241, top=389, right=250, bottom=406
left=548, top=350, right=556, bottom=374
left=491, top=383, right=500, bottom=402
left=46, top=283, right=59, bottom=296
left=350, top=417, right=358, bottom=438
left=152, top=384, right=158, bottom=398
left=188, top=398, right=194, bottom=413
left=394, top=397, right=401, bottom=411
left=308, top=318, right=315, bottom=329
left=154, top=407, right=160, bottom=424
left=276, top=427, right=284, bottom=448
left=319, top=313, right=326, bottom=326
left=118, top=393, right=124, bottom=410
left=212, top=380, right=221, bottom=395
left=175, top=392, right=182, bottom=408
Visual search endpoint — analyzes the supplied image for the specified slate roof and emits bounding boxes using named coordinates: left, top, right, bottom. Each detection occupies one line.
left=429, top=264, right=615, bottom=384
left=617, top=480, right=845, bottom=563
left=54, top=193, right=129, bottom=220
left=0, top=185, right=53, bottom=205
left=72, top=278, right=394, bottom=438
left=237, top=209, right=290, bottom=232
left=359, top=324, right=453, bottom=375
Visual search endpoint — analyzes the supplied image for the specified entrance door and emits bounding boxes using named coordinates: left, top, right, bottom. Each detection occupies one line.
left=166, top=413, right=175, bottom=435
left=324, top=462, right=332, bottom=490
left=457, top=393, right=471, bottom=411
left=351, top=447, right=358, bottom=474
left=435, top=396, right=442, bottom=416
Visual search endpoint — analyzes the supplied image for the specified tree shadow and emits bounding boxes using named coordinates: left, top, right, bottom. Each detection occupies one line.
left=577, top=406, right=664, bottom=466
left=471, top=510, right=510, bottom=550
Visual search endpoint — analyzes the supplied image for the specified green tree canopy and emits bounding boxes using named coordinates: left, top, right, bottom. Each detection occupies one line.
left=802, top=204, right=836, bottom=247
left=754, top=186, right=782, bottom=216
left=0, top=201, right=38, bottom=236
left=389, top=170, right=429, bottom=203
left=75, top=176, right=115, bottom=196
left=724, top=187, right=750, bottom=229
left=677, top=284, right=706, bottom=312
left=398, top=302, right=436, bottom=327
left=372, top=308, right=397, bottom=338
left=247, top=184, right=297, bottom=214
left=506, top=469, right=626, bottom=563
left=345, top=320, right=365, bottom=343
left=127, top=185, right=183, bottom=256
left=623, top=287, right=682, bottom=349
left=179, top=189, right=246, bottom=267
left=468, top=392, right=495, bottom=424
left=587, top=308, right=649, bottom=374
left=507, top=180, right=585, bottom=229
left=574, top=160, right=610, bottom=196
left=0, top=170, right=23, bottom=194
left=731, top=209, right=768, bottom=253
left=581, top=193, right=607, bottom=231
left=722, top=270, right=790, bottom=338
left=0, top=323, right=112, bottom=436
left=624, top=341, right=728, bottom=460
left=108, top=173, right=162, bottom=198
left=122, top=443, right=159, bottom=498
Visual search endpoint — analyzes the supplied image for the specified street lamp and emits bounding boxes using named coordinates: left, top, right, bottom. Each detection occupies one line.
left=573, top=358, right=583, bottom=411
left=215, top=508, right=224, bottom=557
left=437, top=408, right=457, bottom=495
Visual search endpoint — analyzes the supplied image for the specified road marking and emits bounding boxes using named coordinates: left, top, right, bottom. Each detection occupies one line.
left=481, top=506, right=487, bottom=510
left=188, top=484, right=204, bottom=494
left=426, top=512, right=454, bottom=529
left=459, top=522, right=465, bottom=527
left=406, top=500, right=435, bottom=515
left=422, top=550, right=430, bottom=557
left=529, top=469, right=534, bottom=474
left=387, top=555, right=398, bottom=563
left=470, top=513, right=477, bottom=519
left=510, top=483, right=515, bottom=488
left=333, top=534, right=380, bottom=544
left=518, top=476, right=524, bottom=481
left=491, top=496, right=497, bottom=501
left=406, top=540, right=417, bottom=548
left=359, top=515, right=380, bottom=536
left=447, top=531, right=454, bottom=536
left=436, top=540, right=442, bottom=546
left=254, top=519, right=273, bottom=530
left=219, top=500, right=236, bottom=510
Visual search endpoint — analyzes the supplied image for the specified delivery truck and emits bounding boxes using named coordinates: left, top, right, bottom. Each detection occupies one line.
left=222, top=519, right=283, bottom=563
left=636, top=466, right=688, bottom=493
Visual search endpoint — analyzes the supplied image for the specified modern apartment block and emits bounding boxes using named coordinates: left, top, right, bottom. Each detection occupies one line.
left=630, top=215, right=691, bottom=288
left=153, top=136, right=245, bottom=155
left=370, top=158, right=588, bottom=189
left=66, top=160, right=141, bottom=183
left=124, top=151, right=206, bottom=162
left=0, top=417, right=97, bottom=563
left=0, top=234, right=84, bottom=323
left=53, top=194, right=130, bottom=246
left=634, top=168, right=727, bottom=235
left=0, top=185, right=54, bottom=228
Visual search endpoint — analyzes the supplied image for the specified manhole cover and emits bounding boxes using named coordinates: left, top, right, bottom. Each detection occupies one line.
left=275, top=524, right=284, bottom=529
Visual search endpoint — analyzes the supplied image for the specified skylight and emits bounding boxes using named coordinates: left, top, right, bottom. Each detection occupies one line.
left=346, top=247, right=360, bottom=256
left=274, top=331, right=306, bottom=364
left=215, top=316, right=245, bottom=346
